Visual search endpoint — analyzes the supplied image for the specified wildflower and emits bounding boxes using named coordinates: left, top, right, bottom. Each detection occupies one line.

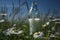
left=13, top=24, right=16, bottom=27
left=5, top=27, right=23, bottom=35
left=43, top=22, right=50, bottom=27
left=14, top=30, right=23, bottom=34
left=0, top=19, right=5, bottom=22
left=33, top=32, right=39, bottom=38
left=33, top=32, right=44, bottom=38
left=50, top=34, right=55, bottom=37
left=39, top=32, right=44, bottom=37
left=5, top=27, right=16, bottom=35
left=46, top=22, right=49, bottom=25
left=43, top=24, right=46, bottom=27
